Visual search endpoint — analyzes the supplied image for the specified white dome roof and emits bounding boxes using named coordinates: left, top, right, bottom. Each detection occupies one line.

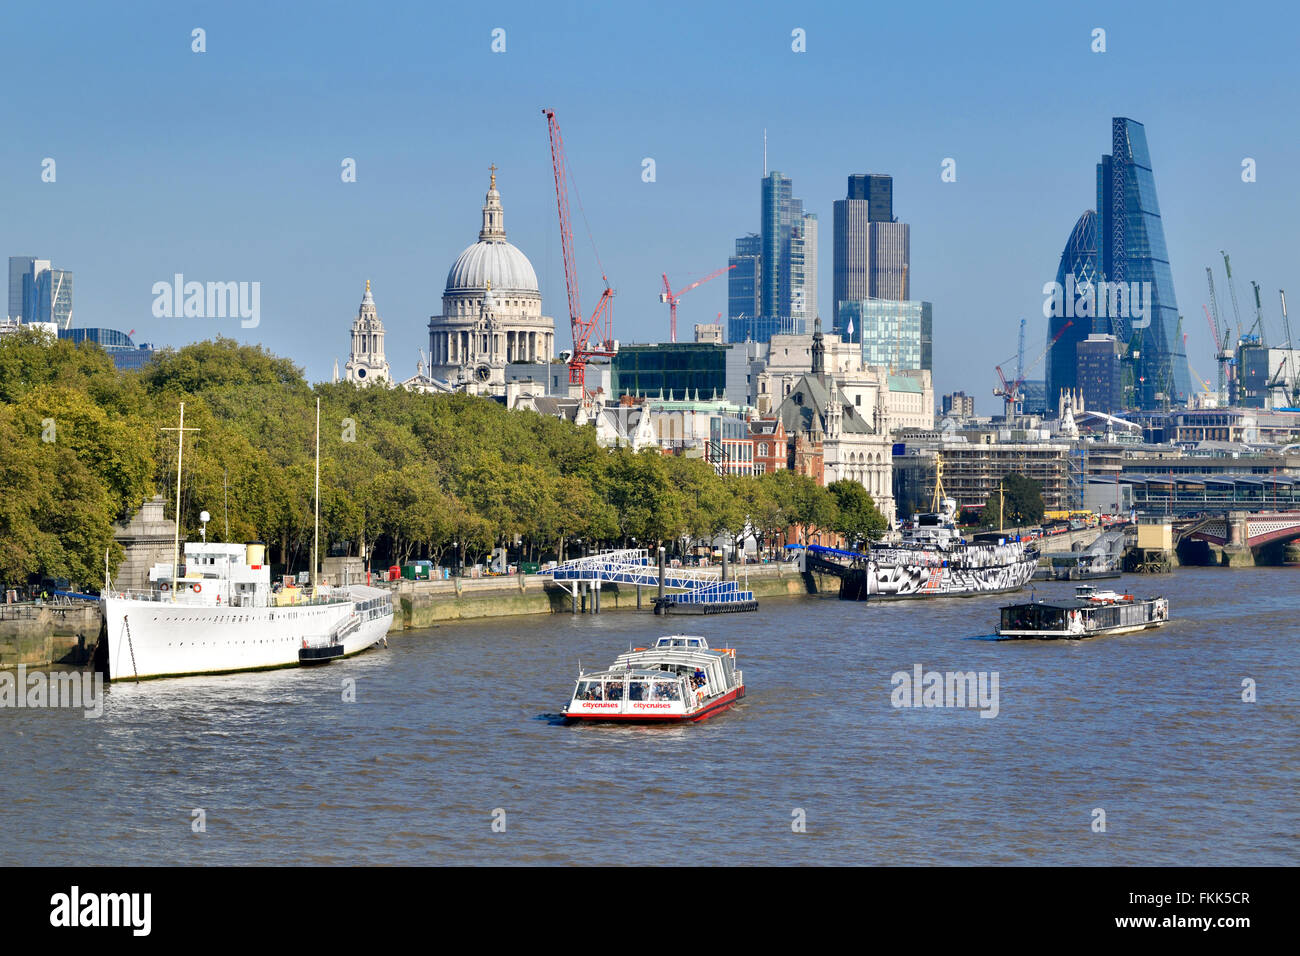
left=445, top=240, right=538, bottom=295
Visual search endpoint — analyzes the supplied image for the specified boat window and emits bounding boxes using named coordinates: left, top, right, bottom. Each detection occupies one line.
left=605, top=681, right=624, bottom=701
left=576, top=680, right=606, bottom=700
left=628, top=681, right=650, bottom=701
left=653, top=680, right=681, bottom=702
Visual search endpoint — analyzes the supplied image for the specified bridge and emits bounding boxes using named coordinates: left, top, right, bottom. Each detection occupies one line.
left=1176, top=511, right=1300, bottom=550
left=546, top=548, right=755, bottom=612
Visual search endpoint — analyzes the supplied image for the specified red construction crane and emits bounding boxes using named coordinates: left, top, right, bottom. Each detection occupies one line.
left=994, top=320, right=1072, bottom=417
left=660, top=265, right=735, bottom=342
left=543, top=108, right=615, bottom=396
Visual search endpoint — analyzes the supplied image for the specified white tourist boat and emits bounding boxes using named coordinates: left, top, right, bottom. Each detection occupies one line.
left=997, top=585, right=1169, bottom=639
left=562, top=635, right=745, bottom=723
left=97, top=401, right=392, bottom=681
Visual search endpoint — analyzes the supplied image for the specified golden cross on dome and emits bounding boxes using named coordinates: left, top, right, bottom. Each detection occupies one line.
left=489, top=164, right=497, bottom=188
left=365, top=278, right=370, bottom=293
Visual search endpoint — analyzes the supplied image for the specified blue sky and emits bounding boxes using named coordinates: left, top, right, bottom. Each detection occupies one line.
left=3, top=0, right=1298, bottom=407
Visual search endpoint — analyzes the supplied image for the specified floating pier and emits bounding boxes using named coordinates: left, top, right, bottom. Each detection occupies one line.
left=547, top=547, right=757, bottom=614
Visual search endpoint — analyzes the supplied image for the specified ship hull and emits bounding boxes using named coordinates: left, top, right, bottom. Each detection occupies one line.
left=866, top=555, right=1039, bottom=599
left=100, top=595, right=392, bottom=681
left=564, top=685, right=745, bottom=723
left=999, top=620, right=1167, bottom=640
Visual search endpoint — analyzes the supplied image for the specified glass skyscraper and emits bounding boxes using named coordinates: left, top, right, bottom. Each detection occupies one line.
left=727, top=233, right=761, bottom=342
left=8, top=256, right=73, bottom=327
left=1082, top=118, right=1190, bottom=410
left=837, top=299, right=932, bottom=372
left=728, top=172, right=815, bottom=343
left=1045, top=209, right=1099, bottom=411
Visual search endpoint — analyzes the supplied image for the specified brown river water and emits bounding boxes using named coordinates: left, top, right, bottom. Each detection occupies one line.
left=1, top=566, right=1295, bottom=865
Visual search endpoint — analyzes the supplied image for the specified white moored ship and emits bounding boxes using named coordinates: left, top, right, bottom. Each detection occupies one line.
left=97, top=399, right=392, bottom=681
left=98, top=541, right=392, bottom=681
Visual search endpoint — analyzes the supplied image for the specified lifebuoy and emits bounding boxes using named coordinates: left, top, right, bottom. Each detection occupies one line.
left=192, top=582, right=202, bottom=594
left=160, top=582, right=170, bottom=591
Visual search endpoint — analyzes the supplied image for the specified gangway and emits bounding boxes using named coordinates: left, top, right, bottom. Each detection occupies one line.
left=546, top=548, right=756, bottom=612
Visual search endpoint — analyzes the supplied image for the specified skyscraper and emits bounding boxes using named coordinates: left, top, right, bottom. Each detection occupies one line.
left=833, top=174, right=909, bottom=335
left=1089, top=118, right=1189, bottom=410
left=1045, top=210, right=1099, bottom=411
left=727, top=234, right=761, bottom=341
left=847, top=173, right=894, bottom=222
left=729, top=172, right=816, bottom=343
left=8, top=257, right=34, bottom=319
left=8, top=256, right=73, bottom=327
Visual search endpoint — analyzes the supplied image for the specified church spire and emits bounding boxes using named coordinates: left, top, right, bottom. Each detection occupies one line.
left=480, top=164, right=506, bottom=242
left=811, top=316, right=825, bottom=378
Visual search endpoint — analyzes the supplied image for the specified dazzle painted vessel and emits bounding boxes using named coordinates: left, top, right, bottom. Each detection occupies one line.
left=797, top=494, right=1038, bottom=600
left=562, top=635, right=745, bottom=723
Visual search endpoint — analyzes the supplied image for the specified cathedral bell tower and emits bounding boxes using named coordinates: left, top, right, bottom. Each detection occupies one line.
left=345, top=279, right=392, bottom=386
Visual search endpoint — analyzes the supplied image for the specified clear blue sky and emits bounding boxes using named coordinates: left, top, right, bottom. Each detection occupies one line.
left=4, top=0, right=1297, bottom=408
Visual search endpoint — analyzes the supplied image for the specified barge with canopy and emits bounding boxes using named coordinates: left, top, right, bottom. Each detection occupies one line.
left=562, top=635, right=745, bottom=723
left=997, top=585, right=1169, bottom=639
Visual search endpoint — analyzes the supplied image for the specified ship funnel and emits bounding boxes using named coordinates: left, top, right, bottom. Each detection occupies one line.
left=246, top=541, right=266, bottom=568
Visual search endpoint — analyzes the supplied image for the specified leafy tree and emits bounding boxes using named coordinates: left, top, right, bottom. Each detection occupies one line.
left=978, top=473, right=1044, bottom=528
left=828, top=479, right=888, bottom=548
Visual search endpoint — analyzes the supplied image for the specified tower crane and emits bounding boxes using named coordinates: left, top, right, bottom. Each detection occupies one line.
left=1205, top=266, right=1232, bottom=403
left=994, top=320, right=1072, bottom=417
left=1221, top=250, right=1245, bottom=344
left=1270, top=290, right=1299, bottom=407
left=1248, top=280, right=1268, bottom=345
left=543, top=108, right=616, bottom=398
left=1016, top=317, right=1026, bottom=384
left=660, top=265, right=735, bottom=342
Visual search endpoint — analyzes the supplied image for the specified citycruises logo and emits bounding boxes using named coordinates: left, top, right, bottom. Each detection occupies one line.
left=1042, top=275, right=1152, bottom=329
left=151, top=274, right=261, bottom=328
left=0, top=665, right=104, bottom=718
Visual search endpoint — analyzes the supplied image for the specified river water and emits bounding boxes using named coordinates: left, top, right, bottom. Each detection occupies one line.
left=2, top=567, right=1295, bottom=866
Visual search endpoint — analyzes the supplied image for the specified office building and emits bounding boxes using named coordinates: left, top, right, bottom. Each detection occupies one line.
left=1045, top=210, right=1099, bottom=411
left=837, top=299, right=932, bottom=372
left=1076, top=333, right=1124, bottom=414
left=727, top=234, right=761, bottom=340
left=58, top=328, right=156, bottom=372
left=1096, top=118, right=1191, bottom=409
left=612, top=342, right=728, bottom=402
left=833, top=174, right=909, bottom=330
left=8, top=257, right=73, bottom=327
left=729, top=172, right=816, bottom=343
left=942, top=391, right=976, bottom=419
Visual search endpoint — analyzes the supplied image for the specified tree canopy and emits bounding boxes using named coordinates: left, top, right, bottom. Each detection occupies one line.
left=0, top=333, right=893, bottom=587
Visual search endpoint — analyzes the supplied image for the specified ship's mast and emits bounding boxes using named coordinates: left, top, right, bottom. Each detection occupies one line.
left=931, top=453, right=946, bottom=513
left=160, top=403, right=198, bottom=602
left=313, top=396, right=320, bottom=593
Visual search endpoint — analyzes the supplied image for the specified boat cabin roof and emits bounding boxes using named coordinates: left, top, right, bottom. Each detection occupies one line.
left=654, top=635, right=709, bottom=649
left=576, top=668, right=688, bottom=682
